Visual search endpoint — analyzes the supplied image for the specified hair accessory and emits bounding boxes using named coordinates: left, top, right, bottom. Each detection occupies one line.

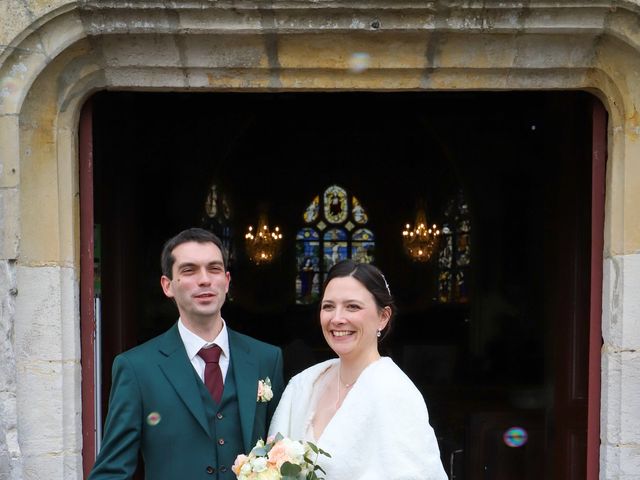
left=380, top=272, right=391, bottom=295
left=376, top=329, right=382, bottom=338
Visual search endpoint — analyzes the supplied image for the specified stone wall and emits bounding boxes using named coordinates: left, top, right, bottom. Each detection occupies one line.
left=1, top=1, right=640, bottom=478
left=602, top=253, right=640, bottom=478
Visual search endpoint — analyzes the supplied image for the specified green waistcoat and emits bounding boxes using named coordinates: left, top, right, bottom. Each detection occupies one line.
left=197, top=359, right=245, bottom=479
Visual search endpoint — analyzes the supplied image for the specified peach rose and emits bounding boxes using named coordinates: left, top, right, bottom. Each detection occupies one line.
left=267, top=440, right=290, bottom=469
left=231, top=454, right=249, bottom=476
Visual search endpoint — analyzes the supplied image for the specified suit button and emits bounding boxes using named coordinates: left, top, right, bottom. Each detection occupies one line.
left=216, top=412, right=224, bottom=420
left=206, top=466, right=215, bottom=474
left=218, top=438, right=225, bottom=445
left=220, top=466, right=228, bottom=473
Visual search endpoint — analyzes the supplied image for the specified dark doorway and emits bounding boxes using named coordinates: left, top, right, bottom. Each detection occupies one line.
left=88, top=91, right=602, bottom=479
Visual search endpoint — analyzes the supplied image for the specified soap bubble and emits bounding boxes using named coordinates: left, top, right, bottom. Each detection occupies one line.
left=503, top=426, right=528, bottom=447
left=146, top=412, right=161, bottom=426
left=349, top=52, right=370, bottom=73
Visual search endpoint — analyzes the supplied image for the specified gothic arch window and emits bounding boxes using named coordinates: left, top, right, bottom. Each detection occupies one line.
left=438, top=190, right=471, bottom=303
left=296, top=185, right=375, bottom=304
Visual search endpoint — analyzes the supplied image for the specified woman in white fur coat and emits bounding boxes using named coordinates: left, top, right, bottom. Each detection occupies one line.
left=268, top=260, right=448, bottom=480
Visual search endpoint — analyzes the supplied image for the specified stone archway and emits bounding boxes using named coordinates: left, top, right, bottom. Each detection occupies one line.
left=1, top=2, right=638, bottom=479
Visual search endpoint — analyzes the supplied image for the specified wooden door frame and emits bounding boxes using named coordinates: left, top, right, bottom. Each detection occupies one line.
left=586, top=99, right=606, bottom=480
left=80, top=98, right=96, bottom=478
left=78, top=92, right=606, bottom=478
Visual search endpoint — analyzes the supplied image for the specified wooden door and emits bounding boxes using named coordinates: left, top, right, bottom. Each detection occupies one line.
left=549, top=97, right=605, bottom=480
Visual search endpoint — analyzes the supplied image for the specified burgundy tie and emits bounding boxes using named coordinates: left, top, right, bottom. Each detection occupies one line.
left=198, top=345, right=224, bottom=403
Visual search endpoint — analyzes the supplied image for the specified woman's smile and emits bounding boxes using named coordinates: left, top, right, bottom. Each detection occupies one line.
left=332, top=330, right=354, bottom=337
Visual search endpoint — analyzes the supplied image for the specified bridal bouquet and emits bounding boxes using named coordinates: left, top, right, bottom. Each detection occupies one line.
left=232, top=433, right=331, bottom=480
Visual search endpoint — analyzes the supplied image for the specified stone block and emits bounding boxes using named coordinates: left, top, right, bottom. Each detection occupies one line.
left=0, top=115, right=19, bottom=188
left=621, top=253, right=640, bottom=349
left=60, top=267, right=81, bottom=362
left=618, top=445, right=640, bottom=478
left=619, top=351, right=640, bottom=445
left=102, top=35, right=181, bottom=68
left=603, top=254, right=640, bottom=350
left=603, top=255, right=623, bottom=347
left=36, top=8, right=85, bottom=63
left=0, top=389, right=22, bottom=480
left=604, top=349, right=640, bottom=445
left=0, top=39, right=47, bottom=114
left=15, top=266, right=63, bottom=361
left=601, top=349, right=622, bottom=445
left=601, top=444, right=640, bottom=480
left=181, top=35, right=265, bottom=68
left=21, top=451, right=77, bottom=480
left=0, top=188, right=19, bottom=260
left=0, top=1, right=34, bottom=50
left=601, top=443, right=621, bottom=480
left=16, top=360, right=63, bottom=454
left=14, top=360, right=81, bottom=461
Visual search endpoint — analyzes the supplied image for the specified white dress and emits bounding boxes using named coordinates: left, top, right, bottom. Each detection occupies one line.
left=268, top=357, right=448, bottom=480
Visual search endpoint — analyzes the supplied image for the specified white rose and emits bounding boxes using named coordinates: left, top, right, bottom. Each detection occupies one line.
left=251, top=456, right=268, bottom=472
left=262, top=383, right=274, bottom=401
left=256, top=468, right=280, bottom=480
left=283, top=438, right=306, bottom=463
left=240, top=462, right=252, bottom=475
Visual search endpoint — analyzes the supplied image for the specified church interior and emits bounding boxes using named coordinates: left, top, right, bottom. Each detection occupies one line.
left=92, top=90, right=595, bottom=479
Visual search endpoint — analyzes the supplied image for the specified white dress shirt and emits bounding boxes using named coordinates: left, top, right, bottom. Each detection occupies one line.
left=178, top=318, right=230, bottom=383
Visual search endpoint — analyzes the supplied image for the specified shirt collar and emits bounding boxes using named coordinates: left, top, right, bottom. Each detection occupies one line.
left=178, top=318, right=230, bottom=361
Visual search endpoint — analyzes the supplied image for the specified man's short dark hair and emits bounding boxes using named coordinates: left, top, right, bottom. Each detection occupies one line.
left=160, top=228, right=228, bottom=278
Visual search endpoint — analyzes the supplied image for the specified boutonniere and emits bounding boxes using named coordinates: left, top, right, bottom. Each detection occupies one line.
left=257, top=377, right=274, bottom=403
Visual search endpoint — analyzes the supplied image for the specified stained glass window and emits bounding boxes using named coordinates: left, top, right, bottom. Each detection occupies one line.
left=296, top=185, right=375, bottom=304
left=201, top=182, right=233, bottom=265
left=438, top=190, right=471, bottom=303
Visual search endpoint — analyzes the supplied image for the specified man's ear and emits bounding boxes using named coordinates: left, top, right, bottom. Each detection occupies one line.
left=224, top=271, right=231, bottom=294
left=160, top=275, right=174, bottom=298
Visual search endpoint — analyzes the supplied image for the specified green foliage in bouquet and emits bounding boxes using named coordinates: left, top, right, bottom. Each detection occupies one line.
left=232, top=432, right=331, bottom=480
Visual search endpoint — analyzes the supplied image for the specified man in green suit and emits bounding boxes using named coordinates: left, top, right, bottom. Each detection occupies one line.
left=89, top=228, right=284, bottom=479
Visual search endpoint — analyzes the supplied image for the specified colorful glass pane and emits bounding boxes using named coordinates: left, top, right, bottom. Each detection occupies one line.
left=222, top=195, right=231, bottom=220
left=457, top=233, right=471, bottom=266
left=352, top=228, right=374, bottom=241
left=324, top=242, right=348, bottom=270
left=439, top=234, right=453, bottom=269
left=352, top=196, right=368, bottom=224
left=304, top=195, right=320, bottom=223
left=323, top=185, right=348, bottom=224
left=454, top=270, right=469, bottom=303
left=204, top=184, right=218, bottom=218
left=352, top=242, right=374, bottom=264
left=352, top=228, right=375, bottom=263
left=297, top=186, right=376, bottom=302
left=296, top=227, right=320, bottom=241
left=324, top=228, right=348, bottom=241
left=296, top=240, right=320, bottom=304
left=437, top=189, right=471, bottom=303
left=438, top=271, right=452, bottom=303
left=323, top=229, right=348, bottom=270
left=201, top=182, right=233, bottom=267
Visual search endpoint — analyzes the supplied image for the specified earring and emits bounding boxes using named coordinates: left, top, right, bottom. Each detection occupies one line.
left=376, top=329, right=382, bottom=338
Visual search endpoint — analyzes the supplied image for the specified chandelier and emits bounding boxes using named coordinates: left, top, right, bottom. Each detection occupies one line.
left=402, top=206, right=441, bottom=262
left=245, top=213, right=283, bottom=265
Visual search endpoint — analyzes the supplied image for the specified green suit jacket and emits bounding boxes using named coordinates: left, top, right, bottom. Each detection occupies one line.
left=89, top=324, right=284, bottom=480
